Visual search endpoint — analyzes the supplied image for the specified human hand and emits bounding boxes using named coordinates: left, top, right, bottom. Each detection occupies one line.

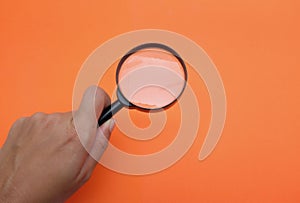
left=0, top=86, right=114, bottom=202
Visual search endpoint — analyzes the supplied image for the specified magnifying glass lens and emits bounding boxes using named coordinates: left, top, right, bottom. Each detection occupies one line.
left=118, top=48, right=186, bottom=109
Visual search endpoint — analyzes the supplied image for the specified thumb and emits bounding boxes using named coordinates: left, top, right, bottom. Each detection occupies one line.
left=73, top=86, right=111, bottom=149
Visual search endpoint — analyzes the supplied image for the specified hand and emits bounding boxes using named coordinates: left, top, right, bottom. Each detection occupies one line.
left=0, top=86, right=115, bottom=202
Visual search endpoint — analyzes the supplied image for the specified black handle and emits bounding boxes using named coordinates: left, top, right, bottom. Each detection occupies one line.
left=98, top=100, right=124, bottom=126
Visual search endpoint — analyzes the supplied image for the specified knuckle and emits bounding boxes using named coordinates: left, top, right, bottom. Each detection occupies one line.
left=8, top=117, right=27, bottom=138
left=15, top=117, right=26, bottom=124
left=44, top=117, right=56, bottom=127
left=46, top=113, right=60, bottom=123
left=29, top=112, right=64, bottom=129
left=43, top=113, right=64, bottom=128
left=31, top=112, right=46, bottom=120
left=11, top=117, right=26, bottom=129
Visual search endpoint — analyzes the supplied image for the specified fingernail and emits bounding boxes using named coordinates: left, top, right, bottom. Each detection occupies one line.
left=100, top=119, right=115, bottom=139
left=108, top=119, right=115, bottom=133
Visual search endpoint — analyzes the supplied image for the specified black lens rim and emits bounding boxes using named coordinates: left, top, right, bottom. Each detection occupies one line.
left=116, top=42, right=188, bottom=111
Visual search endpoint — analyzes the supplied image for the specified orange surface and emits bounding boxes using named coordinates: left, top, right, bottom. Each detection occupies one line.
left=0, top=0, right=300, bottom=202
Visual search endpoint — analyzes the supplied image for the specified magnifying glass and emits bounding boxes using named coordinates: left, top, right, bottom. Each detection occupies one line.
left=98, top=43, right=188, bottom=126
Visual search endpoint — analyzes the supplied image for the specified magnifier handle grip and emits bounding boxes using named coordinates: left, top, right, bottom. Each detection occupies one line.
left=98, top=100, right=123, bottom=126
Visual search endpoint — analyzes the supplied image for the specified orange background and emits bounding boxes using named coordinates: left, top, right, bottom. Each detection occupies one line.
left=1, top=0, right=300, bottom=202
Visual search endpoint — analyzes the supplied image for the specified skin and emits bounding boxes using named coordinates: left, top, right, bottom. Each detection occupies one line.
left=0, top=86, right=114, bottom=202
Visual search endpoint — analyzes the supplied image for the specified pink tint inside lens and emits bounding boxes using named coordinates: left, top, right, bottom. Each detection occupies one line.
left=118, top=48, right=186, bottom=109
left=130, top=85, right=177, bottom=109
